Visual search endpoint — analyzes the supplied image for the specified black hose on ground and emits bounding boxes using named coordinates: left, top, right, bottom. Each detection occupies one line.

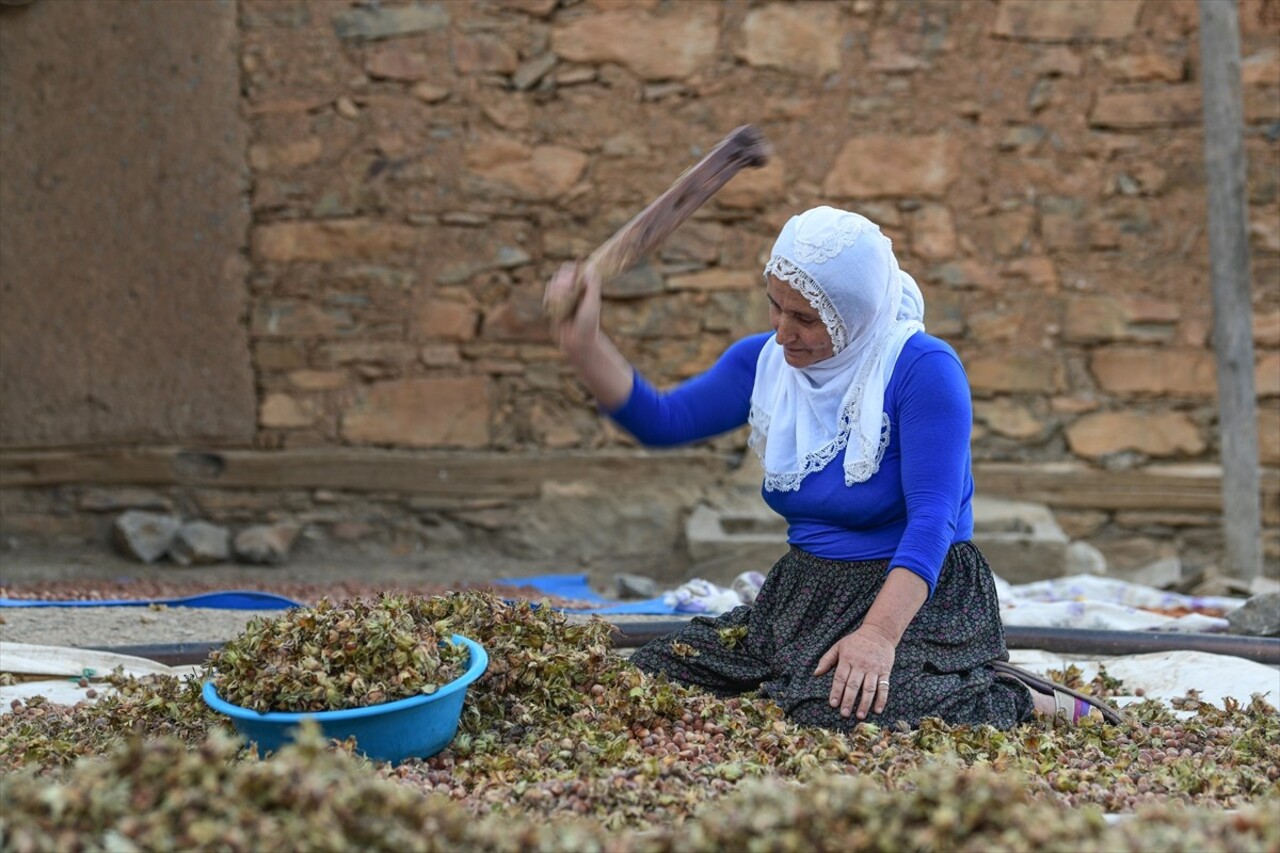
left=91, top=625, right=1280, bottom=666
left=605, top=622, right=1280, bottom=664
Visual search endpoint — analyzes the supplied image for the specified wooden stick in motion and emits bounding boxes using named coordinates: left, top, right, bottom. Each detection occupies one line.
left=544, top=125, right=773, bottom=323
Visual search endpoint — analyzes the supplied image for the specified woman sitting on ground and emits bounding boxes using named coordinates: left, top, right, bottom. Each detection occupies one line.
left=546, top=205, right=1120, bottom=731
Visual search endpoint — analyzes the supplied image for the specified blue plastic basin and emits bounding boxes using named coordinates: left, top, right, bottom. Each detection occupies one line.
left=202, top=634, right=488, bottom=764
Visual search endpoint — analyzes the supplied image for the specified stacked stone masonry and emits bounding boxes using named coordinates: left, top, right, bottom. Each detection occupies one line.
left=238, top=0, right=1280, bottom=463
left=1, top=0, right=1278, bottom=575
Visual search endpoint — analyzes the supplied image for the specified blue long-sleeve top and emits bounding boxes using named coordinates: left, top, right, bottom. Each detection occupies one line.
left=607, top=331, right=975, bottom=596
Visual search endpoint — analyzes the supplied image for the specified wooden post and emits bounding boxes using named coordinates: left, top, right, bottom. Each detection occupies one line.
left=1198, top=0, right=1263, bottom=581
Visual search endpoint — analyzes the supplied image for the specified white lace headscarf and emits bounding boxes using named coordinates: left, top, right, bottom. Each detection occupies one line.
left=748, top=206, right=926, bottom=492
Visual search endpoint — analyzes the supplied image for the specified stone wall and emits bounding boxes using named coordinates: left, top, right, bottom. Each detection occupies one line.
left=239, top=0, right=1279, bottom=463
left=1, top=0, right=1279, bottom=577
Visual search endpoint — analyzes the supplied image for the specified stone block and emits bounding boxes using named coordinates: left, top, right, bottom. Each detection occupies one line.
left=332, top=2, right=450, bottom=41
left=1034, top=46, right=1084, bottom=77
left=513, top=53, right=557, bottom=90
left=973, top=399, right=1044, bottom=439
left=1102, top=51, right=1186, bottom=83
left=169, top=521, right=231, bottom=566
left=1119, top=555, right=1182, bottom=589
left=1090, top=86, right=1202, bottom=129
left=482, top=291, right=553, bottom=343
left=1001, top=257, right=1059, bottom=289
left=1090, top=348, right=1216, bottom=396
left=703, top=290, right=770, bottom=336
left=420, top=345, right=462, bottom=368
left=529, top=401, right=585, bottom=449
left=966, top=355, right=1061, bottom=394
left=993, top=0, right=1140, bottom=42
left=260, top=393, right=316, bottom=429
left=112, top=511, right=181, bottom=563
left=1253, top=217, right=1280, bottom=253
left=233, top=523, right=301, bottom=566
left=911, top=204, right=957, bottom=259
left=452, top=32, right=519, bottom=75
left=824, top=134, right=961, bottom=199
left=972, top=494, right=1075, bottom=581
left=737, top=4, right=843, bottom=77
left=1062, top=296, right=1178, bottom=343
left=610, top=297, right=702, bottom=340
left=1040, top=214, right=1090, bottom=252
left=287, top=370, right=347, bottom=391
left=365, top=46, right=432, bottom=81
left=254, top=340, right=310, bottom=370
left=927, top=260, right=997, bottom=290
left=1055, top=510, right=1109, bottom=539
left=666, top=269, right=753, bottom=292
left=615, top=573, right=658, bottom=600
left=414, top=300, right=480, bottom=342
left=1065, top=540, right=1108, bottom=575
left=1226, top=592, right=1280, bottom=637
left=482, top=96, right=532, bottom=132
left=715, top=158, right=786, bottom=210
left=643, top=337, right=731, bottom=379
left=248, top=138, right=323, bottom=170
left=316, top=342, right=417, bottom=367
left=78, top=488, right=173, bottom=513
left=1257, top=353, right=1280, bottom=397
left=467, top=141, right=587, bottom=201
left=252, top=301, right=354, bottom=339
left=552, top=8, right=719, bottom=81
left=1242, top=48, right=1280, bottom=87
left=1065, top=411, right=1205, bottom=458
left=604, top=262, right=666, bottom=299
left=972, top=496, right=1072, bottom=583
left=340, top=377, right=490, bottom=448
left=684, top=500, right=789, bottom=588
left=253, top=220, right=420, bottom=263
left=1259, top=407, right=1280, bottom=466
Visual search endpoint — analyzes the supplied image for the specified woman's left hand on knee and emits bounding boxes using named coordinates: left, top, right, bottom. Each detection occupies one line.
left=814, top=626, right=896, bottom=720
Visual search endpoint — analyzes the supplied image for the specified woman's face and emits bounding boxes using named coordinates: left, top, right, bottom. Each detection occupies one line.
left=767, top=275, right=834, bottom=368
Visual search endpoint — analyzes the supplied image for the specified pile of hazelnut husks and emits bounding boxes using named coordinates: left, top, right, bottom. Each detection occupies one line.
left=2, top=592, right=1277, bottom=851
left=208, top=594, right=469, bottom=713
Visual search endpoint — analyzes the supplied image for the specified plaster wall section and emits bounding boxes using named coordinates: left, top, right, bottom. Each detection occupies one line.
left=0, top=0, right=256, bottom=447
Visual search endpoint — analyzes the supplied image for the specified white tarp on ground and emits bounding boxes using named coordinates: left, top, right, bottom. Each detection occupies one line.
left=0, top=641, right=199, bottom=712
left=1008, top=649, right=1279, bottom=711
left=2, top=642, right=1275, bottom=716
left=665, top=572, right=1248, bottom=632
left=995, top=574, right=1247, bottom=633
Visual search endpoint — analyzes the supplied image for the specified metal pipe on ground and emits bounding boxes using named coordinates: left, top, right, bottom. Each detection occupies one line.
left=90, top=625, right=1280, bottom=667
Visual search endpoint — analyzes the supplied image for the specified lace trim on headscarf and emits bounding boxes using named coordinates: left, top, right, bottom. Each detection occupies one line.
left=763, top=256, right=849, bottom=355
left=791, top=212, right=874, bottom=264
left=747, top=333, right=895, bottom=491
left=749, top=405, right=891, bottom=492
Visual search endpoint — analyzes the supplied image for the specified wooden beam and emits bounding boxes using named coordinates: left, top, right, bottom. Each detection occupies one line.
left=1199, top=0, right=1263, bottom=577
left=1, top=449, right=1276, bottom=523
left=973, top=462, right=1279, bottom=523
left=0, top=447, right=733, bottom=497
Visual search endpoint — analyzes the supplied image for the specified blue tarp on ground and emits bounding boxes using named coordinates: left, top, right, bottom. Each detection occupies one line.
left=0, top=591, right=303, bottom=610
left=0, top=575, right=679, bottom=615
left=495, top=573, right=677, bottom=615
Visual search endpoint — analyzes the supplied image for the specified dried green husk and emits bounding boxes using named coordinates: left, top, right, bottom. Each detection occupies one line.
left=2, top=723, right=1275, bottom=853
left=1, top=590, right=1278, bottom=845
left=209, top=593, right=469, bottom=712
left=0, top=672, right=225, bottom=772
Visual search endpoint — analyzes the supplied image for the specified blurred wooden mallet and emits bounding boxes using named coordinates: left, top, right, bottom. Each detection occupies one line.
left=544, top=125, right=773, bottom=323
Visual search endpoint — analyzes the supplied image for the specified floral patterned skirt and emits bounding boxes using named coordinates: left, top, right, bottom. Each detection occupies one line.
left=630, top=542, right=1035, bottom=731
